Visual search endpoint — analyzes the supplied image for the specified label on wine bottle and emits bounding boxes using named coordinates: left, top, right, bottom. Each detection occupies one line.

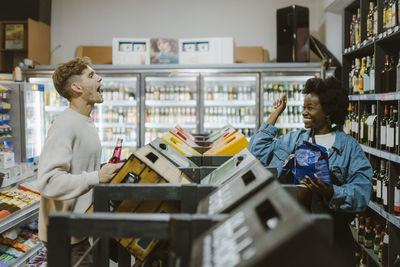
left=381, top=126, right=386, bottom=145
left=395, top=187, right=400, bottom=212
left=386, top=127, right=395, bottom=148
left=383, top=184, right=388, bottom=205
left=377, top=180, right=382, bottom=198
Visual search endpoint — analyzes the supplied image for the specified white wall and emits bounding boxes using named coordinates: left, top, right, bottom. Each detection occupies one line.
left=51, top=0, right=338, bottom=64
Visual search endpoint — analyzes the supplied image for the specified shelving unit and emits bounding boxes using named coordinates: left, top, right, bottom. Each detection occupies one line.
left=350, top=226, right=382, bottom=266
left=342, top=0, right=400, bottom=266
left=0, top=18, right=50, bottom=73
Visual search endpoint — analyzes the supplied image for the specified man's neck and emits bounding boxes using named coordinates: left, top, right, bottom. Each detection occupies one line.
left=69, top=99, right=94, bottom=117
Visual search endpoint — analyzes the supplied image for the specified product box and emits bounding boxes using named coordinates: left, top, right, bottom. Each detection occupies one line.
left=0, top=152, right=14, bottom=169
left=150, top=38, right=179, bottom=64
left=235, top=46, right=265, bottom=63
left=76, top=46, right=112, bottom=64
left=5, top=24, right=25, bottom=49
left=0, top=165, right=22, bottom=187
left=179, top=37, right=234, bottom=64
left=112, top=38, right=150, bottom=65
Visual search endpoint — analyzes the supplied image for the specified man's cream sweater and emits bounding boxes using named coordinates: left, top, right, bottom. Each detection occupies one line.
left=38, top=108, right=101, bottom=243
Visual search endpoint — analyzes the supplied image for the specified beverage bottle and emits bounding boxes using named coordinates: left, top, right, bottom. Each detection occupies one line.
left=109, top=138, right=123, bottom=163
left=394, top=175, right=400, bottom=215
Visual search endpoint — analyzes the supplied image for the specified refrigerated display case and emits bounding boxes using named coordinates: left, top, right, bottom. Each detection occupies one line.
left=27, top=75, right=140, bottom=163
left=261, top=70, right=321, bottom=135
left=201, top=74, right=259, bottom=138
left=93, top=76, right=139, bottom=163
left=24, top=63, right=324, bottom=148
left=27, top=77, right=68, bottom=135
left=143, top=74, right=199, bottom=144
left=7, top=82, right=45, bottom=163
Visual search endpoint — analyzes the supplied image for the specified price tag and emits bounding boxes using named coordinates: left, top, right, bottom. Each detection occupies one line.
left=357, top=43, right=361, bottom=49
left=352, top=45, right=355, bottom=50
left=344, top=48, right=348, bottom=53
left=383, top=31, right=388, bottom=37
left=362, top=40, right=367, bottom=46
left=395, top=26, right=399, bottom=32
left=388, top=28, right=393, bottom=35
left=378, top=33, right=383, bottom=39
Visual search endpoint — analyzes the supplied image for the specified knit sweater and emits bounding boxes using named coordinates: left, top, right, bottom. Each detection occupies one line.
left=38, top=108, right=101, bottom=243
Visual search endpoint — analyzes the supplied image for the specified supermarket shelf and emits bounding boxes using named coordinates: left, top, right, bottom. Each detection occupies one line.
left=368, top=201, right=400, bottom=230
left=264, top=100, right=303, bottom=106
left=263, top=75, right=315, bottom=82
left=343, top=38, right=375, bottom=57
left=204, top=100, right=255, bottom=107
left=95, top=122, right=137, bottom=128
left=275, top=123, right=304, bottom=129
left=45, top=106, right=67, bottom=112
left=102, top=141, right=136, bottom=147
left=376, top=26, right=400, bottom=46
left=360, top=144, right=400, bottom=164
left=349, top=92, right=400, bottom=101
left=204, top=76, right=257, bottom=82
left=146, top=100, right=196, bottom=107
left=204, top=123, right=256, bottom=129
left=102, top=100, right=137, bottom=106
left=349, top=226, right=381, bottom=266
left=0, top=202, right=39, bottom=234
left=12, top=243, right=43, bottom=267
left=145, top=123, right=196, bottom=129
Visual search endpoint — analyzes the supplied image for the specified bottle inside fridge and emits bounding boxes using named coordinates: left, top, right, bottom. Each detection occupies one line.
left=144, top=76, right=198, bottom=144
left=202, top=75, right=257, bottom=139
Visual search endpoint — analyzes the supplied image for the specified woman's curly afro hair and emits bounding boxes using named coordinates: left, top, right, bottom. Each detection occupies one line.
left=302, top=77, right=349, bottom=128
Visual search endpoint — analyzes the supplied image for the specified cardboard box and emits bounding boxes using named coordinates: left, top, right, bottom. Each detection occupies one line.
left=235, top=46, right=264, bottom=63
left=0, top=152, right=14, bottom=169
left=150, top=38, right=179, bottom=64
left=75, top=46, right=112, bottom=64
left=5, top=24, right=25, bottom=49
left=112, top=38, right=150, bottom=65
left=179, top=37, right=234, bottom=64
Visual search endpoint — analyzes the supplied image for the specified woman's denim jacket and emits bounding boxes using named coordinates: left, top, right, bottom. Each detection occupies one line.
left=249, top=122, right=373, bottom=213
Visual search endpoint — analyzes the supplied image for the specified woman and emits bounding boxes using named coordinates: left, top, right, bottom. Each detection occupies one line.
left=249, top=77, right=372, bottom=265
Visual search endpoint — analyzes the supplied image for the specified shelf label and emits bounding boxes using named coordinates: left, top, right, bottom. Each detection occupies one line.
left=383, top=31, right=388, bottom=37
left=395, top=26, right=399, bottom=32
left=378, top=33, right=383, bottom=39
left=388, top=28, right=393, bottom=35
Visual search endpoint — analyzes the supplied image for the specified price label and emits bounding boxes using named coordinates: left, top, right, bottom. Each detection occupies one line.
left=378, top=33, right=383, bottom=39
left=388, top=28, right=393, bottom=35
left=352, top=45, right=355, bottom=50
left=383, top=31, right=388, bottom=37
left=357, top=43, right=361, bottom=48
left=362, top=40, right=367, bottom=46
left=395, top=26, right=399, bottom=32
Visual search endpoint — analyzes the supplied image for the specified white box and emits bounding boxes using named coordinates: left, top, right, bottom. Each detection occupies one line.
left=179, top=37, right=234, bottom=64
left=112, top=38, right=150, bottom=65
left=0, top=152, right=15, bottom=169
left=0, top=164, right=22, bottom=187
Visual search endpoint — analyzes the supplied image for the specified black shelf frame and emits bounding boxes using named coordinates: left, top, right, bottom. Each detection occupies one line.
left=350, top=225, right=382, bottom=267
left=342, top=0, right=400, bottom=266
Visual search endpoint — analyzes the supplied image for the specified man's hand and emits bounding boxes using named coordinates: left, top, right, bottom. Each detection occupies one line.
left=299, top=173, right=334, bottom=201
left=98, top=163, right=124, bottom=183
left=266, top=93, right=287, bottom=125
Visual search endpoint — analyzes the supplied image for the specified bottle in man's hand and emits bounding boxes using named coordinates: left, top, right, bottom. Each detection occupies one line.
left=109, top=138, right=123, bottom=163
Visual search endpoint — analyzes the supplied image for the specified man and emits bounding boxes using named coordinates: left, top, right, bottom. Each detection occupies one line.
left=38, top=57, right=123, bottom=265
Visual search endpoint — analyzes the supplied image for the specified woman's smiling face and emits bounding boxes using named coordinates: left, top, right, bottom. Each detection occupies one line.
left=302, top=92, right=331, bottom=134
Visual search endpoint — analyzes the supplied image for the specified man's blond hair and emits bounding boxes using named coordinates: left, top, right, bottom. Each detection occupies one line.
left=52, top=57, right=92, bottom=100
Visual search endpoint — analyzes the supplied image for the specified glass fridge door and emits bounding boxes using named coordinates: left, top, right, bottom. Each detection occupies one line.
left=93, top=76, right=139, bottom=163
left=201, top=74, right=259, bottom=139
left=143, top=75, right=199, bottom=145
left=261, top=73, right=318, bottom=135
left=23, top=83, right=45, bottom=162
left=28, top=77, right=68, bottom=137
